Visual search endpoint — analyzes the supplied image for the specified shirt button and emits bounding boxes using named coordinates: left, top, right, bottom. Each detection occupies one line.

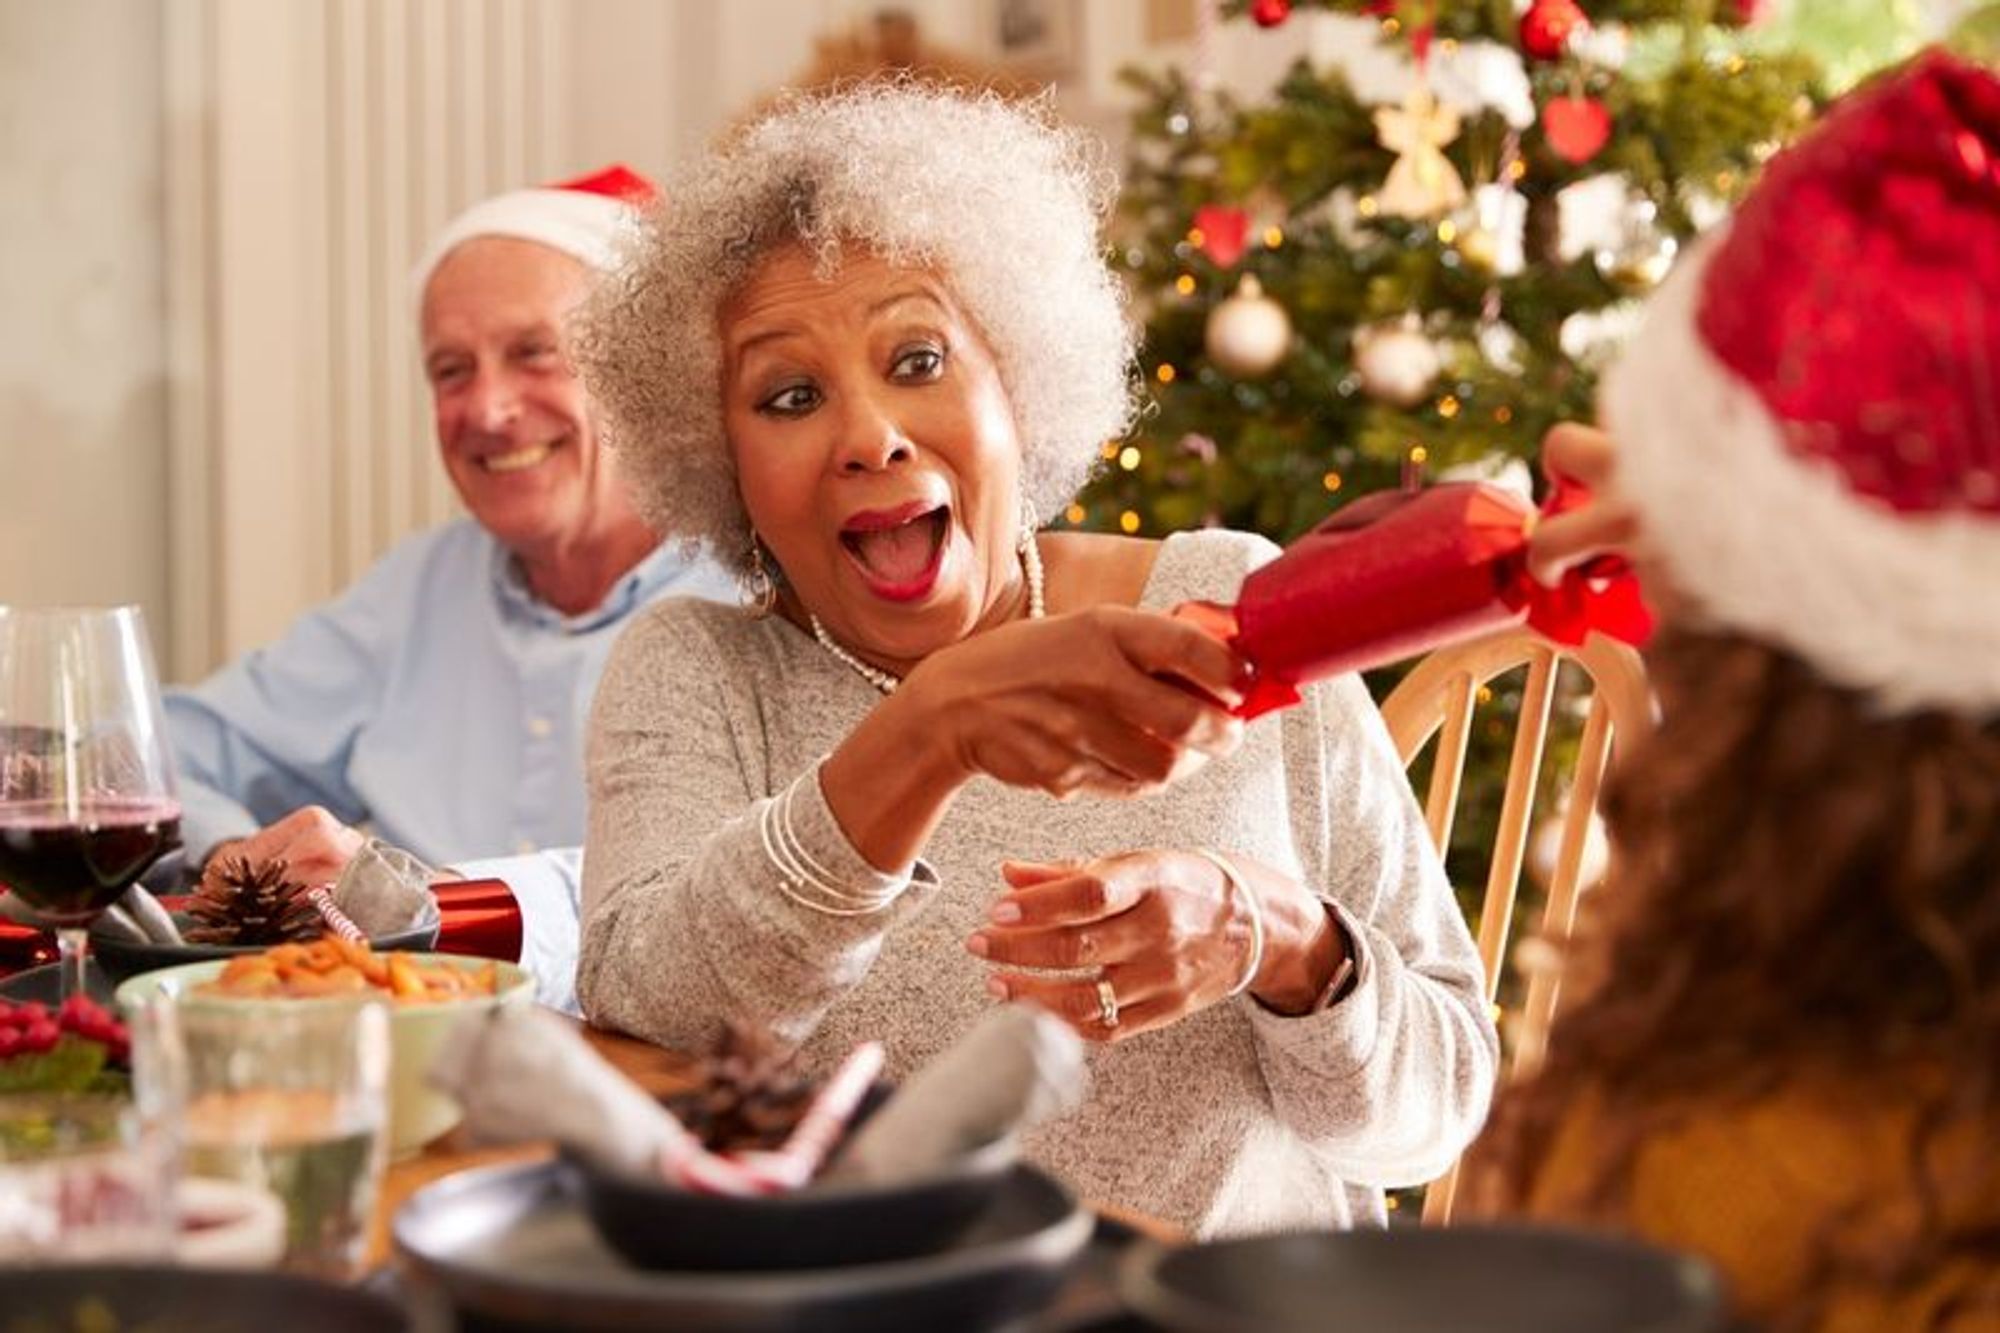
left=515, top=838, right=538, bottom=855
left=527, top=715, right=553, bottom=739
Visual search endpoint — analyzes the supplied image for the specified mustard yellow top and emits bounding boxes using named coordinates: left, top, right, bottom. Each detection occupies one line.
left=1520, top=1079, right=2000, bottom=1332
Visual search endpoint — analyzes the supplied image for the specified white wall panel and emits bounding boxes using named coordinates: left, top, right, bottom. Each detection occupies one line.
left=166, top=0, right=570, bottom=675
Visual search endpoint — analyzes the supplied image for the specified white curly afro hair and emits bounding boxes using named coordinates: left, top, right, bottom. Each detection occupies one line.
left=572, top=81, right=1139, bottom=581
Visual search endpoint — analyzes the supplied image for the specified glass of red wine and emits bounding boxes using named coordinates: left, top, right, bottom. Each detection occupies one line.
left=0, top=606, right=181, bottom=1001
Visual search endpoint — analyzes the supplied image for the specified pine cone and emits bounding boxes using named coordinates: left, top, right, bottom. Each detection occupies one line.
left=184, top=856, right=324, bottom=946
left=669, top=1023, right=819, bottom=1153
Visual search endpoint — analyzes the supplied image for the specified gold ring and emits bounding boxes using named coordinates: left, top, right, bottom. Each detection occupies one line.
left=1095, top=977, right=1120, bottom=1029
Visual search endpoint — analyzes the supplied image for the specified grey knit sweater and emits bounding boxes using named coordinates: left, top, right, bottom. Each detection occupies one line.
left=578, top=528, right=1497, bottom=1237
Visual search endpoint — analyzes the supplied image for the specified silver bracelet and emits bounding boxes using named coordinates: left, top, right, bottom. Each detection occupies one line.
left=1190, top=848, right=1265, bottom=999
left=756, top=769, right=901, bottom=916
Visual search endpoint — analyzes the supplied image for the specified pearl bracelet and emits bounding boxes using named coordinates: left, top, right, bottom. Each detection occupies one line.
left=1190, top=848, right=1265, bottom=999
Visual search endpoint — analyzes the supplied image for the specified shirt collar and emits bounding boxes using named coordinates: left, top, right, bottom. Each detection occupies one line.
left=489, top=538, right=679, bottom=635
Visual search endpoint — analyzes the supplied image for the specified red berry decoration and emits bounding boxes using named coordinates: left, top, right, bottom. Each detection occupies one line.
left=1250, top=0, right=1292, bottom=28
left=1543, top=93, right=1613, bottom=164
left=1520, top=0, right=1587, bottom=61
left=20, top=1020, right=61, bottom=1055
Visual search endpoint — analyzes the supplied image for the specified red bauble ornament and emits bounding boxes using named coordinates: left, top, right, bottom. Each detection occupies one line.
left=1519, top=0, right=1587, bottom=61
left=1192, top=204, right=1252, bottom=267
left=1543, top=94, right=1612, bottom=164
left=1250, top=0, right=1292, bottom=28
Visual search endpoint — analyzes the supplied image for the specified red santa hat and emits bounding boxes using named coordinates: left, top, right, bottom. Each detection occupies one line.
left=411, top=163, right=657, bottom=297
left=1600, top=52, right=2000, bottom=717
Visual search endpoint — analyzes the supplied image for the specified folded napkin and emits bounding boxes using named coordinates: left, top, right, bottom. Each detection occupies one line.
left=0, top=884, right=183, bottom=945
left=105, top=884, right=183, bottom=945
left=825, top=1005, right=1087, bottom=1185
left=330, top=838, right=438, bottom=936
left=428, top=1003, right=684, bottom=1178
left=427, top=1003, right=1089, bottom=1192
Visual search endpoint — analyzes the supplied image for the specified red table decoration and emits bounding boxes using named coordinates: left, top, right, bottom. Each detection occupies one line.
left=431, top=877, right=524, bottom=963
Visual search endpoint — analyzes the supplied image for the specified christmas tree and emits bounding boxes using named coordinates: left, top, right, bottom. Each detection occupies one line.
left=1068, top=3, right=1839, bottom=1035
left=1076, top=0, right=1823, bottom=542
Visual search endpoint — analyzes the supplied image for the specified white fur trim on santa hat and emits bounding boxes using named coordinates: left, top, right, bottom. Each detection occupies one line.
left=411, top=187, right=640, bottom=301
left=1603, top=235, right=2000, bottom=718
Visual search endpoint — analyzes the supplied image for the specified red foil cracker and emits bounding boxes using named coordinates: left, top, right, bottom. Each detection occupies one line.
left=1177, top=481, right=1652, bottom=719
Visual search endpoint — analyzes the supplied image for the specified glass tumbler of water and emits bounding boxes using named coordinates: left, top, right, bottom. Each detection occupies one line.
left=134, top=995, right=390, bottom=1278
left=0, top=1092, right=176, bottom=1261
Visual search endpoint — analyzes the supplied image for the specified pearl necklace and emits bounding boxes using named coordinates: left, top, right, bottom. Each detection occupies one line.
left=810, top=535, right=1046, bottom=695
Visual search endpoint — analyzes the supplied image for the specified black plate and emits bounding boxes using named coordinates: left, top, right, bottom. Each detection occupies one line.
left=0, top=959, right=115, bottom=1006
left=0, top=1264, right=408, bottom=1331
left=567, top=1131, right=1016, bottom=1271
left=90, top=910, right=441, bottom=985
left=394, top=1158, right=1092, bottom=1333
left=1120, top=1224, right=1725, bottom=1333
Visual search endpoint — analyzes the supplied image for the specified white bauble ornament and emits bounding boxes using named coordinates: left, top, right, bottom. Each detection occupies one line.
left=1204, top=275, right=1292, bottom=379
left=1560, top=302, right=1645, bottom=368
left=1592, top=201, right=1679, bottom=289
left=1527, top=802, right=1611, bottom=892
left=1352, top=318, right=1443, bottom=407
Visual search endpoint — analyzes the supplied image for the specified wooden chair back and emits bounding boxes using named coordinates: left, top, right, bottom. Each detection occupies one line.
left=1379, top=627, right=1651, bottom=1224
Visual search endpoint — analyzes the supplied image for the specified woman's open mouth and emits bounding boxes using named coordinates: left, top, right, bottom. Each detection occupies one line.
left=839, top=503, right=948, bottom=602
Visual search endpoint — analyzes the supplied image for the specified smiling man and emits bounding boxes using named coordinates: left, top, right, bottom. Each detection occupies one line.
left=161, top=167, right=738, bottom=1002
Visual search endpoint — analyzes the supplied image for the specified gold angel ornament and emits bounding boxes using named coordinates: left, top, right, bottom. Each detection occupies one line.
left=1373, top=82, right=1468, bottom=220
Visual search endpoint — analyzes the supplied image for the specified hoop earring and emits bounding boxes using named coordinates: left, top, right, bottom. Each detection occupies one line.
left=745, top=534, right=778, bottom=619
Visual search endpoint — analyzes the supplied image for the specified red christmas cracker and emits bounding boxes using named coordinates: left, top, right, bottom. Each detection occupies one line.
left=1177, top=480, right=1653, bottom=719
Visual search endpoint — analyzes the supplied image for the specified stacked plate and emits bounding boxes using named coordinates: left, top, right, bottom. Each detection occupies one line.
left=0, top=1266, right=408, bottom=1331
left=394, top=1157, right=1093, bottom=1333
left=90, top=904, right=441, bottom=985
left=1098, top=1224, right=1725, bottom=1333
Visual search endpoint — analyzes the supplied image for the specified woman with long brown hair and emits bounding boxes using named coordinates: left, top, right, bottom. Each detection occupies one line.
left=1487, top=53, right=2000, bottom=1332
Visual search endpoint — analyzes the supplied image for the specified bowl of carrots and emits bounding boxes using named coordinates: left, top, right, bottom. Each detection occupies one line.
left=113, top=940, right=531, bottom=1157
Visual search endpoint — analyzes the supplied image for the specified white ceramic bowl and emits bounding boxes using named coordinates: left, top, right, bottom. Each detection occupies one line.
left=116, top=953, right=531, bottom=1157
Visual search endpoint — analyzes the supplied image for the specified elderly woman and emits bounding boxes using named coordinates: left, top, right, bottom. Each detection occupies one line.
left=572, top=84, right=1495, bottom=1237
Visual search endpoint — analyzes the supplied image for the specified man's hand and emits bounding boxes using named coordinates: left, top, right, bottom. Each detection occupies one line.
left=202, top=806, right=365, bottom=888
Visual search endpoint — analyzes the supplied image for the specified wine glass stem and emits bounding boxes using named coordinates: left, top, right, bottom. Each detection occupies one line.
left=56, top=926, right=89, bottom=1003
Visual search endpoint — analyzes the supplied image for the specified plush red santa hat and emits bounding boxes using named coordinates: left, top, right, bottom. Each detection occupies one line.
left=1601, top=51, right=2000, bottom=717
left=411, top=163, right=657, bottom=297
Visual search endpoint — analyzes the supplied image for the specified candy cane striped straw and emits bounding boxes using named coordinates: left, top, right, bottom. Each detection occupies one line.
left=732, top=1041, right=885, bottom=1192
left=655, top=1117, right=775, bottom=1197
left=653, top=1041, right=887, bottom=1196
left=306, top=886, right=367, bottom=943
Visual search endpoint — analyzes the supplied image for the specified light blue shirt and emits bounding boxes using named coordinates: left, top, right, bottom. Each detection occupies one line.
left=164, top=519, right=737, bottom=1010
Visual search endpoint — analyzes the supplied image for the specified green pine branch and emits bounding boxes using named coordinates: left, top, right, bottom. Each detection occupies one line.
left=1076, top=3, right=1824, bottom=543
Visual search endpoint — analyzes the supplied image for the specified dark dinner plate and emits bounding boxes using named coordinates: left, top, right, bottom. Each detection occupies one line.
left=91, top=909, right=441, bottom=985
left=1119, top=1223, right=1726, bottom=1333
left=566, top=1129, right=1017, bottom=1271
left=394, top=1157, right=1092, bottom=1333
left=0, top=1264, right=408, bottom=1331
left=0, top=959, right=115, bottom=1006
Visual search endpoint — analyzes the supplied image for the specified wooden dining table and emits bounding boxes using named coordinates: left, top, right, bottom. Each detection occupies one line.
left=366, top=1019, right=1174, bottom=1271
